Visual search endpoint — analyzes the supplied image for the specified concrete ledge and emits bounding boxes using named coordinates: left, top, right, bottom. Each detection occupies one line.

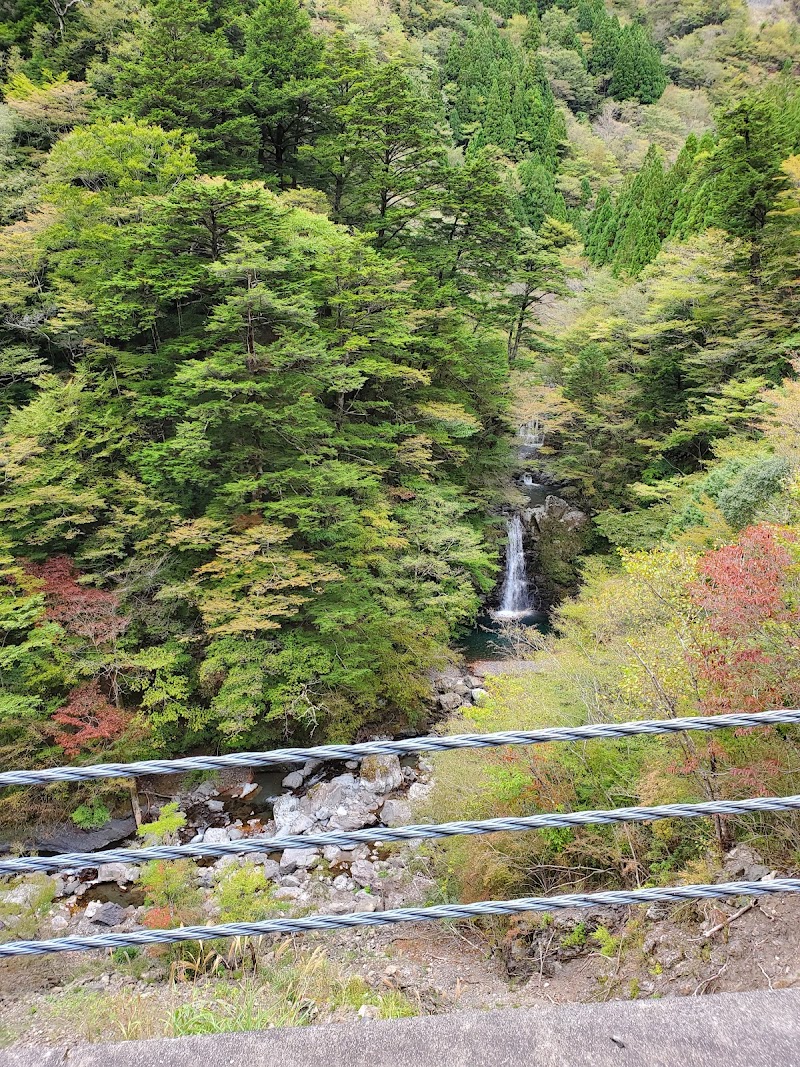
left=2, top=988, right=799, bottom=1067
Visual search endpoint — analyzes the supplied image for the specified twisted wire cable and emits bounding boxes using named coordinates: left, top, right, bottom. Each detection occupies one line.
left=1, top=878, right=798, bottom=958
left=2, top=708, right=799, bottom=788
left=4, top=794, right=800, bottom=877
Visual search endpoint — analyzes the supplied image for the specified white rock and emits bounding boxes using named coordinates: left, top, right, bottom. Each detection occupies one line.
left=0, top=884, right=40, bottom=909
left=273, top=886, right=302, bottom=901
left=279, top=847, right=320, bottom=873
left=332, top=875, right=351, bottom=891
left=352, top=891, right=378, bottom=913
left=203, top=826, right=231, bottom=844
left=471, top=688, right=489, bottom=704
left=95, top=862, right=132, bottom=886
left=408, top=781, right=434, bottom=802
left=272, top=795, right=301, bottom=834
left=328, top=808, right=378, bottom=832
left=83, top=900, right=102, bottom=920
left=359, top=755, right=403, bottom=794
left=350, top=859, right=378, bottom=888
left=295, top=814, right=317, bottom=834
left=380, top=798, right=412, bottom=827
left=206, top=799, right=225, bottom=813
left=282, top=771, right=305, bottom=790
left=192, top=781, right=219, bottom=798
left=323, top=846, right=350, bottom=865
left=302, top=759, right=324, bottom=777
left=49, top=914, right=69, bottom=932
left=228, top=827, right=244, bottom=841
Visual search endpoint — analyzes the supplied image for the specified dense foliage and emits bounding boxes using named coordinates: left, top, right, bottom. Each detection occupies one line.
left=2, top=0, right=800, bottom=886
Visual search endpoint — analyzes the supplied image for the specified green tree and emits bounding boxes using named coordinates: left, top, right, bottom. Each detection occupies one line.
left=505, top=217, right=578, bottom=360
left=100, top=0, right=256, bottom=173
left=239, top=0, right=325, bottom=187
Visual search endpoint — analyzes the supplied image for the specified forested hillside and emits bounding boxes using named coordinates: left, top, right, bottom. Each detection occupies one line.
left=2, top=0, right=800, bottom=855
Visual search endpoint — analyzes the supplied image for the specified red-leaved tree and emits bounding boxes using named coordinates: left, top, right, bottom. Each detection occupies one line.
left=28, top=556, right=129, bottom=648
left=51, top=680, right=130, bottom=757
left=689, top=524, right=800, bottom=717
left=685, top=524, right=800, bottom=820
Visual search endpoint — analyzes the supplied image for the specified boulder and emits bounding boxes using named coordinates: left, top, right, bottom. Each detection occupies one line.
left=281, top=770, right=305, bottom=790
left=380, top=798, right=412, bottom=827
left=203, top=826, right=232, bottom=844
left=470, top=688, right=489, bottom=704
left=352, top=890, right=378, bottom=913
left=190, top=781, right=219, bottom=799
left=328, top=807, right=378, bottom=832
left=94, top=863, right=134, bottom=886
left=90, top=902, right=126, bottom=927
left=429, top=667, right=464, bottom=693
left=408, top=781, right=434, bottom=802
left=529, top=495, right=587, bottom=536
left=273, top=886, right=303, bottom=901
left=350, top=859, right=378, bottom=888
left=356, top=754, right=403, bottom=795
left=437, top=692, right=463, bottom=711
left=322, top=846, right=351, bottom=866
left=0, top=884, right=41, bottom=910
left=279, top=847, right=320, bottom=874
left=262, top=859, right=281, bottom=881
left=300, top=778, right=350, bottom=815
left=722, top=844, right=770, bottom=881
left=272, top=795, right=301, bottom=835
left=34, top=818, right=136, bottom=856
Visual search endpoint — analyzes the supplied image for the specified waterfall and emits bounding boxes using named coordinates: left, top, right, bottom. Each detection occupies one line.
left=495, top=515, right=531, bottom=619
left=522, top=473, right=534, bottom=486
left=518, top=419, right=544, bottom=452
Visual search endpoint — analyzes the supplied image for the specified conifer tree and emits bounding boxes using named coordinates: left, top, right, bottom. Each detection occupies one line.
left=705, top=96, right=791, bottom=239
left=587, top=11, right=621, bottom=76
left=608, top=28, right=636, bottom=100
left=102, top=0, right=256, bottom=173
left=585, top=186, right=613, bottom=264
left=630, top=25, right=667, bottom=105
left=239, top=0, right=325, bottom=187
left=608, top=24, right=666, bottom=104
left=483, top=77, right=516, bottom=155
left=523, top=8, right=541, bottom=51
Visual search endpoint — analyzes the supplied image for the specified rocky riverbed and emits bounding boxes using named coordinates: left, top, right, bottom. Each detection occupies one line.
left=0, top=751, right=440, bottom=945
left=0, top=666, right=489, bottom=946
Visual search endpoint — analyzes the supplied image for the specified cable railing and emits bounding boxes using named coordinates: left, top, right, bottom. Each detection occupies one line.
left=1, top=708, right=800, bottom=958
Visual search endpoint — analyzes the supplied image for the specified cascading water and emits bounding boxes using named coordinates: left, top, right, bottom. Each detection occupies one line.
left=494, top=515, right=531, bottom=619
